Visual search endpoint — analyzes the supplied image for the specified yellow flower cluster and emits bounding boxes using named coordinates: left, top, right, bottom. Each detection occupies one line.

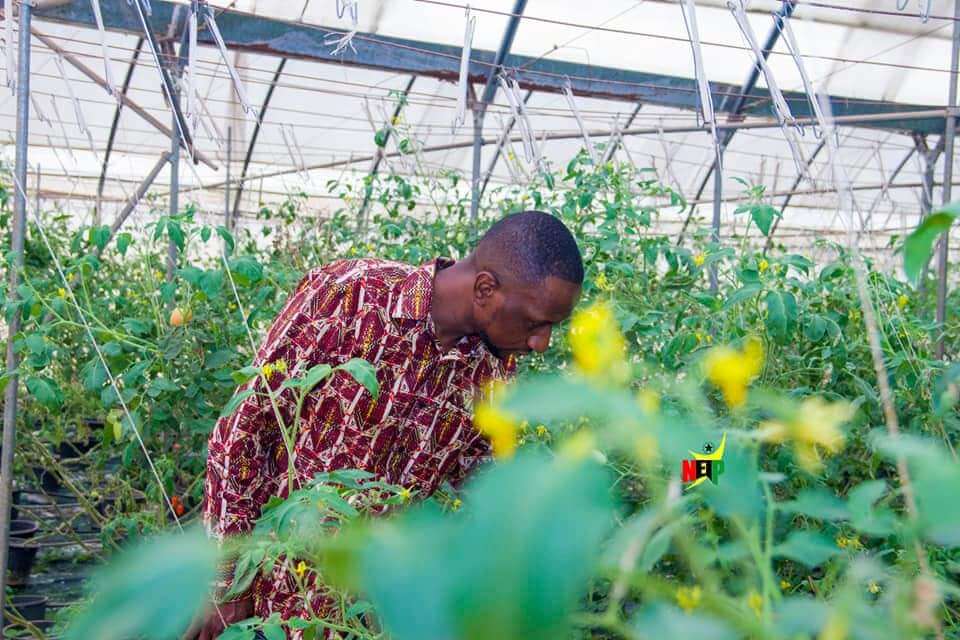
left=835, top=534, right=863, bottom=550
left=693, top=253, right=706, bottom=267
left=758, top=258, right=769, bottom=273
left=868, top=581, right=882, bottom=594
left=595, top=272, right=613, bottom=292
left=760, top=397, right=851, bottom=472
left=675, top=585, right=702, bottom=613
left=897, top=294, right=909, bottom=309
left=474, top=380, right=519, bottom=459
left=702, top=338, right=764, bottom=408
left=295, top=560, right=307, bottom=578
left=261, top=358, right=288, bottom=381
left=568, top=302, right=629, bottom=384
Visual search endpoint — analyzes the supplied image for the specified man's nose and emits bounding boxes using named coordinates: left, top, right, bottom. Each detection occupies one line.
left=528, top=325, right=552, bottom=353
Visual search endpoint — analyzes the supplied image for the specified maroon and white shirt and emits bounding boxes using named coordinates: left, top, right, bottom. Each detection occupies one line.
left=202, top=257, right=513, bottom=626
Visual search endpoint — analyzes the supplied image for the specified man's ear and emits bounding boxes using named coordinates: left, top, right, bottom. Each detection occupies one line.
left=474, top=270, right=500, bottom=305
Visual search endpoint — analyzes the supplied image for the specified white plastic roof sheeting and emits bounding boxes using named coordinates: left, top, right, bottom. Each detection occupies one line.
left=0, top=0, right=957, bottom=258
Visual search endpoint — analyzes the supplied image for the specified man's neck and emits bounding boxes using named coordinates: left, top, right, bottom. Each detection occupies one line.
left=430, top=259, right=477, bottom=350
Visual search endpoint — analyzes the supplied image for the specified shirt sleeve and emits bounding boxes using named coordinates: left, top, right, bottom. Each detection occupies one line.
left=202, top=265, right=354, bottom=542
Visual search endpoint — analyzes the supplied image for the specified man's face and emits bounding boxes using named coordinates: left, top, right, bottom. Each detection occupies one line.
left=472, top=272, right=581, bottom=360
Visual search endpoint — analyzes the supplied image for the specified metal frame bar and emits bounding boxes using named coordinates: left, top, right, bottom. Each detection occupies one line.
left=0, top=0, right=33, bottom=605
left=601, top=102, right=643, bottom=165
left=30, top=0, right=944, bottom=132
left=231, top=57, right=287, bottom=222
left=936, top=0, right=960, bottom=359
left=96, top=36, right=144, bottom=222
left=30, top=27, right=216, bottom=169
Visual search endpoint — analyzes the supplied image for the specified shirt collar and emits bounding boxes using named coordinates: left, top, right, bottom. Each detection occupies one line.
left=390, top=257, right=455, bottom=321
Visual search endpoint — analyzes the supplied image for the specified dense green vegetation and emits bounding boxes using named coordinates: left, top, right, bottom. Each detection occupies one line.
left=2, top=144, right=959, bottom=640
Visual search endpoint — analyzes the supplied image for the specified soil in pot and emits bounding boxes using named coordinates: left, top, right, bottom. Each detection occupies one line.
left=2, top=595, right=47, bottom=626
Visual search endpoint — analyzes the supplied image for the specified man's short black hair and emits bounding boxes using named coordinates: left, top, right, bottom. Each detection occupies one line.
left=476, top=211, right=584, bottom=285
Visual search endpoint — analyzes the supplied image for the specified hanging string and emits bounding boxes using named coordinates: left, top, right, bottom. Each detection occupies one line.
left=4, top=0, right=15, bottom=93
left=453, top=5, right=476, bottom=132
left=562, top=78, right=598, bottom=165
left=89, top=0, right=118, bottom=99
left=53, top=56, right=100, bottom=163
left=778, top=15, right=832, bottom=144
left=728, top=0, right=809, bottom=180
left=897, top=0, right=933, bottom=23
left=125, top=0, right=152, bottom=16
left=279, top=123, right=309, bottom=180
left=202, top=1, right=259, bottom=120
left=679, top=0, right=722, bottom=173
left=498, top=74, right=539, bottom=166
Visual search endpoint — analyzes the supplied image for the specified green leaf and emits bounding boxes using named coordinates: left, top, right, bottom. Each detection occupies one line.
left=357, top=454, right=615, bottom=640
left=629, top=604, right=737, bottom=640
left=26, top=376, right=63, bottom=409
left=167, top=221, right=185, bottom=251
left=765, top=290, right=797, bottom=343
left=723, top=283, right=762, bottom=309
left=337, top=359, right=380, bottom=400
left=261, top=623, right=285, bottom=640
left=803, top=314, right=828, bottom=343
left=780, top=489, right=849, bottom=521
left=216, top=226, right=235, bottom=255
left=220, top=389, right=256, bottom=418
left=374, top=128, right=389, bottom=148
left=63, top=527, right=217, bottom=640
left=774, top=530, right=840, bottom=567
left=232, top=365, right=261, bottom=385
left=903, top=202, right=960, bottom=284
left=201, top=226, right=212, bottom=243
left=750, top=204, right=779, bottom=236
left=91, top=225, right=111, bottom=252
left=116, top=232, right=133, bottom=256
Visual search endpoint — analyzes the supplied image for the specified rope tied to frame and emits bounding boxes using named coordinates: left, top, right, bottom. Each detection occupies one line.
left=327, top=0, right=361, bottom=55
left=562, top=78, right=598, bottom=165
left=497, top=73, right=539, bottom=167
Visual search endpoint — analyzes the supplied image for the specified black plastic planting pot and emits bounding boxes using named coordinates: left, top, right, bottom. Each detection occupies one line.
left=56, top=418, right=103, bottom=459
left=3, top=594, right=47, bottom=626
left=6, top=541, right=38, bottom=587
left=8, top=521, right=37, bottom=540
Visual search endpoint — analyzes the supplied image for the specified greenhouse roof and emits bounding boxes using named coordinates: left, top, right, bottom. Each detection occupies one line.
left=3, top=0, right=959, bottom=256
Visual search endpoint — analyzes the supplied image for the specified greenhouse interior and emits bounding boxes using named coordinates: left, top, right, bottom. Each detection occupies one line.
left=0, top=0, right=959, bottom=638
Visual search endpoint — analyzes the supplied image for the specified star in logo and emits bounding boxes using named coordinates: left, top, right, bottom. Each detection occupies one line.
left=684, top=433, right=727, bottom=490
left=703, top=442, right=714, bottom=454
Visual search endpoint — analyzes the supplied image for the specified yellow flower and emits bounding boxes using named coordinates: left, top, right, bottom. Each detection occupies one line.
left=535, top=425, right=549, bottom=439
left=391, top=115, right=401, bottom=126
left=836, top=535, right=848, bottom=549
left=273, top=359, right=288, bottom=375
left=835, top=534, right=862, bottom=550
left=475, top=403, right=519, bottom=459
left=398, top=487, right=412, bottom=502
left=702, top=338, right=764, bottom=408
left=897, top=294, right=909, bottom=309
left=676, top=585, right=702, bottom=613
left=568, top=302, right=629, bottom=384
left=262, top=362, right=275, bottom=380
left=758, top=258, right=769, bottom=273
left=780, top=579, right=791, bottom=591
left=595, top=272, right=612, bottom=292
left=451, top=498, right=462, bottom=511
left=693, top=253, right=705, bottom=267
left=868, top=581, right=882, bottom=594
left=759, top=397, right=852, bottom=472
left=637, top=389, right=660, bottom=415
left=56, top=288, right=66, bottom=298
left=849, top=309, right=861, bottom=323
left=747, top=589, right=763, bottom=617
left=295, top=560, right=307, bottom=578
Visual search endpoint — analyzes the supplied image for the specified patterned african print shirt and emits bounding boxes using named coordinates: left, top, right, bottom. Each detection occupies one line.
left=202, top=257, right=514, bottom=625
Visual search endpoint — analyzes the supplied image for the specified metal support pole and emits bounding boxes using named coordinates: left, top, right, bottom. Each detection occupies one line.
left=1, top=0, right=32, bottom=605
left=167, top=103, right=180, bottom=282
left=470, top=107, right=484, bottom=225
left=709, top=153, right=722, bottom=292
left=225, top=126, right=232, bottom=236
left=936, top=0, right=960, bottom=359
